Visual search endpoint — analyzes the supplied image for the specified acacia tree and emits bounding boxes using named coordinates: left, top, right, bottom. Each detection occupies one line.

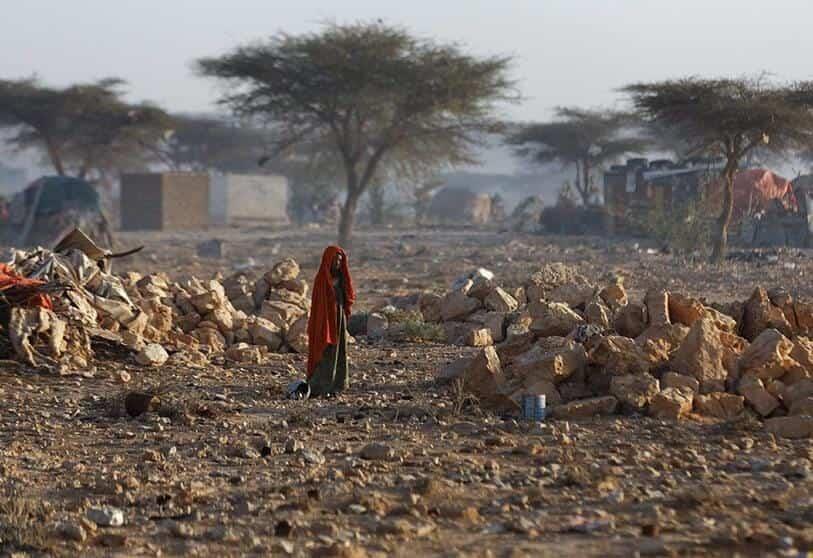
left=0, top=77, right=171, bottom=179
left=196, top=22, right=515, bottom=246
left=151, top=114, right=270, bottom=172
left=623, top=77, right=813, bottom=262
left=506, top=107, right=648, bottom=205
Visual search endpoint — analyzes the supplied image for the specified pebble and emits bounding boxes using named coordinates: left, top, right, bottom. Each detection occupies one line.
left=302, top=449, right=325, bottom=465
left=359, top=443, right=395, bottom=461
left=86, top=507, right=125, bottom=527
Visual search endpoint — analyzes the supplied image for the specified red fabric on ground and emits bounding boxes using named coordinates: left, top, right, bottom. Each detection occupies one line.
left=306, top=246, right=355, bottom=379
left=0, top=264, right=52, bottom=309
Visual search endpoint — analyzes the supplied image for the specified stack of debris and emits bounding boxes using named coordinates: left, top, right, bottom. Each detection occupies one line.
left=1, top=240, right=311, bottom=370
left=419, top=268, right=523, bottom=347
left=420, top=264, right=618, bottom=348
left=441, top=265, right=813, bottom=438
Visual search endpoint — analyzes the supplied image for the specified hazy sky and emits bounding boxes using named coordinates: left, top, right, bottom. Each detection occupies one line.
left=3, top=0, right=813, bottom=122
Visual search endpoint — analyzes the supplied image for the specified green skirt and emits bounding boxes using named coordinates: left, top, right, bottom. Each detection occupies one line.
left=308, top=308, right=348, bottom=397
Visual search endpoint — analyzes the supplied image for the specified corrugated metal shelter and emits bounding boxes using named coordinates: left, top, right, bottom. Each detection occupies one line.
left=120, top=173, right=209, bottom=230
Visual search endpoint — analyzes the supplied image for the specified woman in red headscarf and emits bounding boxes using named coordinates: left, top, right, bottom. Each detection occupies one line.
left=306, top=246, right=355, bottom=398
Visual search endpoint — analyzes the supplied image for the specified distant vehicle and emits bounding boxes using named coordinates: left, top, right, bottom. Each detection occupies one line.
left=4, top=176, right=113, bottom=248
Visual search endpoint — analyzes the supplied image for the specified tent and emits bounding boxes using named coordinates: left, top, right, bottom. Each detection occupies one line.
left=709, top=169, right=798, bottom=222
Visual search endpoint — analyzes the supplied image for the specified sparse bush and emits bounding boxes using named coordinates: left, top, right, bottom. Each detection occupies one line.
left=387, top=310, right=446, bottom=343
left=641, top=200, right=714, bottom=256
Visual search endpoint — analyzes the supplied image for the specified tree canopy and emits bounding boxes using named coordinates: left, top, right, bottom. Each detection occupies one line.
left=196, top=21, right=516, bottom=245
left=151, top=114, right=271, bottom=173
left=0, top=77, right=171, bottom=179
left=623, top=76, right=813, bottom=261
left=506, top=107, right=648, bottom=205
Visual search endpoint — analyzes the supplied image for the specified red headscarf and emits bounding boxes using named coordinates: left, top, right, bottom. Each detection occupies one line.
left=306, top=246, right=355, bottom=378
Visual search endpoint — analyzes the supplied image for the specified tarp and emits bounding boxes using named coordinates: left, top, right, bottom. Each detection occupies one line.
left=23, top=176, right=100, bottom=215
left=709, top=169, right=798, bottom=222
left=0, top=263, right=52, bottom=309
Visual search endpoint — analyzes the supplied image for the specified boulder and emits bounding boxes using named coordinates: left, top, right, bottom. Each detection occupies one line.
left=250, top=317, right=284, bottom=351
left=460, top=347, right=516, bottom=412
left=260, top=300, right=305, bottom=330
left=768, top=287, right=799, bottom=332
left=440, top=291, right=481, bottom=322
left=610, top=374, right=660, bottom=411
left=661, top=372, right=700, bottom=393
left=451, top=268, right=494, bottom=294
left=693, top=392, right=745, bottom=420
left=505, top=342, right=586, bottom=385
left=636, top=324, right=690, bottom=365
left=225, top=343, right=263, bottom=364
left=205, top=307, right=234, bottom=335
left=265, top=258, right=300, bottom=284
left=465, top=328, right=494, bottom=347
left=741, top=287, right=793, bottom=341
left=525, top=264, right=591, bottom=303
left=135, top=343, right=169, bottom=366
left=189, top=290, right=226, bottom=315
left=765, top=416, right=813, bottom=439
left=549, top=396, right=618, bottom=419
left=484, top=312, right=507, bottom=343
left=419, top=293, right=443, bottom=323
left=668, top=293, right=705, bottom=327
left=467, top=275, right=495, bottom=300
left=670, top=317, right=727, bottom=393
left=704, top=307, right=738, bottom=334
left=613, top=303, right=647, bottom=338
left=484, top=287, right=519, bottom=313
left=738, top=329, right=797, bottom=381
left=794, top=301, right=813, bottom=335
left=277, top=278, right=308, bottom=297
left=599, top=282, right=628, bottom=311
left=285, top=315, right=309, bottom=353
left=644, top=290, right=670, bottom=327
left=791, top=337, right=813, bottom=371
left=548, top=283, right=597, bottom=308
left=195, top=327, right=226, bottom=353
left=528, top=301, right=584, bottom=337
left=588, top=335, right=650, bottom=376
left=267, top=289, right=309, bottom=311
left=650, top=387, right=694, bottom=420
left=784, top=379, right=813, bottom=408
left=738, top=376, right=781, bottom=417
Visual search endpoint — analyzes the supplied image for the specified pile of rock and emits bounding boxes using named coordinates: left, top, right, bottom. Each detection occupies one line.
left=419, top=268, right=523, bottom=346
left=441, top=266, right=813, bottom=438
left=119, top=257, right=310, bottom=367
left=4, top=248, right=311, bottom=369
left=419, top=264, right=621, bottom=348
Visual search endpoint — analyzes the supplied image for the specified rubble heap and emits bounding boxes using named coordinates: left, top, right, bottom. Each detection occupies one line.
left=419, top=264, right=609, bottom=347
left=441, top=267, right=813, bottom=438
left=2, top=247, right=311, bottom=369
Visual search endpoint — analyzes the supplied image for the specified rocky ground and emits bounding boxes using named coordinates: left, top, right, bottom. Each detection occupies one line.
left=2, top=225, right=813, bottom=557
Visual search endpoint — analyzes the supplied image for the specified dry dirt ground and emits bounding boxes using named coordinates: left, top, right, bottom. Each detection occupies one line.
left=2, top=226, right=813, bottom=557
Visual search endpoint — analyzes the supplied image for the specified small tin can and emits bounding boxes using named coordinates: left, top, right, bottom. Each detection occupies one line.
left=522, top=394, right=546, bottom=421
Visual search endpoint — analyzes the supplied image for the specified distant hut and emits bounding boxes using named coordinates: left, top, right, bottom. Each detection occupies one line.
left=427, top=187, right=493, bottom=224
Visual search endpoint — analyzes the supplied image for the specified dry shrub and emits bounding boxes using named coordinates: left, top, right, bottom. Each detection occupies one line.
left=0, top=486, right=50, bottom=553
left=388, top=310, right=445, bottom=343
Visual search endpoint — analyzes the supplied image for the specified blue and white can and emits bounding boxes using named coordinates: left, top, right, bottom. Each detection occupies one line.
left=522, top=394, right=546, bottom=421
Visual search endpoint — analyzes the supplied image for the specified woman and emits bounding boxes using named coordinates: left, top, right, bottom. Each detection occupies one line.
left=306, top=245, right=355, bottom=398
